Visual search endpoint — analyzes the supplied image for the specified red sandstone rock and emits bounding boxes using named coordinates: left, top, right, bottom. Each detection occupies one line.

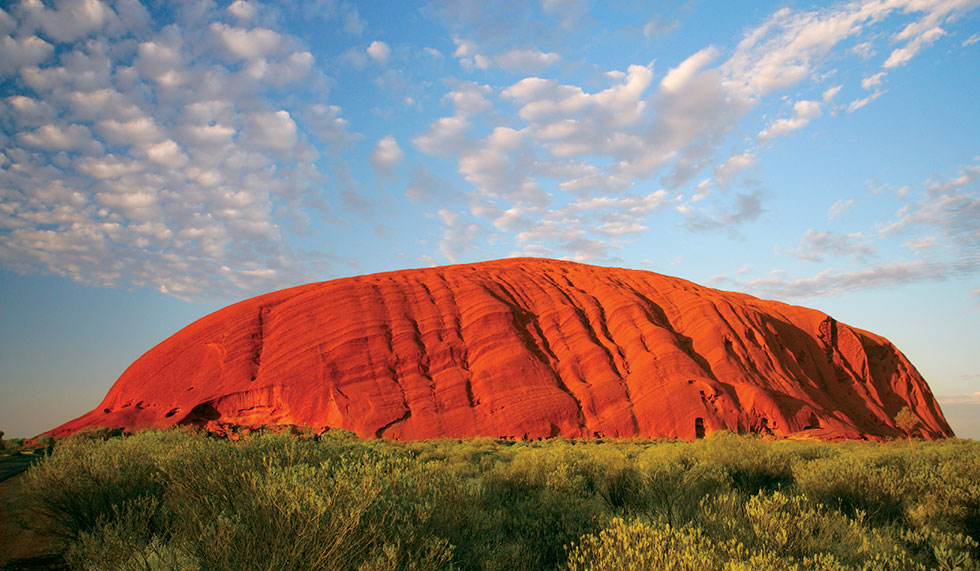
left=49, top=258, right=953, bottom=441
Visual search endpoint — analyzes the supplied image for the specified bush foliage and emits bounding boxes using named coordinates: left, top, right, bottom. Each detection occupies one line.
left=22, top=428, right=980, bottom=570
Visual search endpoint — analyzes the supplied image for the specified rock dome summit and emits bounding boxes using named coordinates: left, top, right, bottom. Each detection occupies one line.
left=50, top=258, right=952, bottom=441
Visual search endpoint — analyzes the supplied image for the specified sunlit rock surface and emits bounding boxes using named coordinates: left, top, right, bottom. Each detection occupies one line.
left=51, top=258, right=952, bottom=441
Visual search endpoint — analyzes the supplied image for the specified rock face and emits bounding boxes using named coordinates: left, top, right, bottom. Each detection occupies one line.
left=51, top=258, right=952, bottom=440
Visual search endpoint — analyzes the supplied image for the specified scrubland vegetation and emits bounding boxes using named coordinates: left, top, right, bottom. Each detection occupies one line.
left=16, top=427, right=980, bottom=570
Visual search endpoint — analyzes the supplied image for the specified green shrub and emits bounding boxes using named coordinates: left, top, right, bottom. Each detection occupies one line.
left=24, top=432, right=170, bottom=539
left=22, top=429, right=980, bottom=570
left=565, top=517, right=736, bottom=571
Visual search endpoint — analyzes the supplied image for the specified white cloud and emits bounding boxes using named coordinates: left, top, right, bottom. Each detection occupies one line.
left=95, top=116, right=162, bottom=146
left=457, top=127, right=547, bottom=205
left=827, top=198, right=854, bottom=220
left=74, top=154, right=143, bottom=179
left=741, top=258, right=978, bottom=300
left=822, top=84, right=842, bottom=101
left=963, top=33, right=980, bottom=47
left=0, top=2, right=339, bottom=300
left=495, top=49, right=561, bottom=72
left=211, top=22, right=282, bottom=61
left=850, top=41, right=875, bottom=59
left=369, top=135, right=404, bottom=174
left=246, top=110, right=298, bottom=152
left=367, top=40, right=390, bottom=64
left=501, top=63, right=653, bottom=163
left=904, top=236, right=938, bottom=251
left=861, top=71, right=885, bottom=90
left=683, top=190, right=765, bottom=234
left=435, top=208, right=485, bottom=262
left=660, top=46, right=719, bottom=93
left=453, top=37, right=491, bottom=70
left=17, top=123, right=103, bottom=154
left=413, top=116, right=470, bottom=157
left=305, top=104, right=359, bottom=148
left=445, top=82, right=492, bottom=116
left=416, top=0, right=978, bottom=260
left=23, top=0, right=116, bottom=43
left=847, top=90, right=884, bottom=112
left=794, top=229, right=875, bottom=262
left=0, top=34, right=54, bottom=74
left=142, top=139, right=188, bottom=168
left=884, top=26, right=945, bottom=68
left=227, top=1, right=256, bottom=21
left=880, top=163, right=980, bottom=248
left=714, top=152, right=756, bottom=188
left=758, top=99, right=821, bottom=140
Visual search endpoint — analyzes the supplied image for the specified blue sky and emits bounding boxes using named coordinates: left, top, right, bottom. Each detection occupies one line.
left=1, top=0, right=978, bottom=438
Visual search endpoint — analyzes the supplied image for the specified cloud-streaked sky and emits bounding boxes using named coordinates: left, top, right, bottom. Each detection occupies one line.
left=1, top=0, right=978, bottom=438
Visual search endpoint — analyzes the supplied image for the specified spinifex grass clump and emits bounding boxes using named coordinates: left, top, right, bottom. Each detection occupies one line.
left=22, top=429, right=980, bottom=570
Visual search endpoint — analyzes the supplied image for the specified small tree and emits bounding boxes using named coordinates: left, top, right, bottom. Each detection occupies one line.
left=38, top=434, right=55, bottom=455
left=895, top=406, right=919, bottom=447
left=0, top=430, right=5, bottom=451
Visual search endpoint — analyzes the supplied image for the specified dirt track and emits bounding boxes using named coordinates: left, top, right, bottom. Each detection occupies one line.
left=0, top=458, right=65, bottom=570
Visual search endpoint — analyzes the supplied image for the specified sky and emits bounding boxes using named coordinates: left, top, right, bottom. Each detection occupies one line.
left=0, top=0, right=978, bottom=439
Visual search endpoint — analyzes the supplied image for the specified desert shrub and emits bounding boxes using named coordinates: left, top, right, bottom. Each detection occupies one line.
left=171, top=456, right=398, bottom=570
left=23, top=431, right=173, bottom=539
left=901, top=526, right=980, bottom=571
left=63, top=495, right=195, bottom=571
left=635, top=445, right=732, bottom=526
left=897, top=440, right=980, bottom=541
left=567, top=491, right=930, bottom=571
left=565, top=517, right=739, bottom=571
left=64, top=426, right=125, bottom=441
left=697, top=431, right=793, bottom=493
left=792, top=447, right=905, bottom=523
left=23, top=429, right=980, bottom=570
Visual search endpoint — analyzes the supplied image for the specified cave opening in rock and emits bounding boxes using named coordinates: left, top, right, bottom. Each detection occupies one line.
left=695, top=417, right=705, bottom=439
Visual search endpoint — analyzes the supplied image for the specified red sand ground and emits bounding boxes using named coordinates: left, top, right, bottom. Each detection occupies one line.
left=50, top=258, right=952, bottom=441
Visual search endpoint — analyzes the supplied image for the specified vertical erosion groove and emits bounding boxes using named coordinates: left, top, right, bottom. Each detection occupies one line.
left=249, top=306, right=269, bottom=383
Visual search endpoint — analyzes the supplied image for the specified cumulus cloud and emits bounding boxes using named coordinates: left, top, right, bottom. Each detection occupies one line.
left=758, top=100, right=821, bottom=141
left=369, top=135, right=404, bottom=174
left=367, top=40, right=390, bottom=64
left=0, top=34, right=55, bottom=75
left=0, top=1, right=344, bottom=300
left=822, top=85, right=842, bottom=101
left=847, top=90, right=884, bottom=112
left=494, top=48, right=561, bottom=72
left=861, top=71, right=885, bottom=90
left=453, top=37, right=491, bottom=71
left=884, top=26, right=946, bottom=68
left=20, top=0, right=118, bottom=43
left=660, top=46, right=719, bottom=93
left=714, top=152, right=755, bottom=188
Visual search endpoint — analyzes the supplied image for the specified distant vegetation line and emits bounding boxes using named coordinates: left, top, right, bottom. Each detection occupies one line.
left=13, top=428, right=980, bottom=570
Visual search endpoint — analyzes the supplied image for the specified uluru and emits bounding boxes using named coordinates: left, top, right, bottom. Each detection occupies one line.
left=49, top=258, right=952, bottom=441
